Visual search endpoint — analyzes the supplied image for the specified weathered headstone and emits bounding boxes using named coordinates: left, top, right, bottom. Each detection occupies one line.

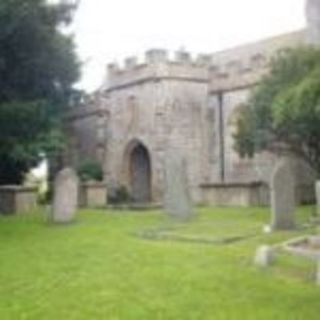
left=52, top=168, right=79, bottom=223
left=316, top=181, right=320, bottom=216
left=316, top=261, right=320, bottom=285
left=164, top=148, right=194, bottom=221
left=254, top=245, right=275, bottom=268
left=270, top=157, right=296, bottom=231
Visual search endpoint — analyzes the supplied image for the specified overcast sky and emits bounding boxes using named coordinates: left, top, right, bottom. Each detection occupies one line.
left=72, top=0, right=306, bottom=92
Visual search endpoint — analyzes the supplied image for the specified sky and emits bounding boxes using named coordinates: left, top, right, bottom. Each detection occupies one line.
left=72, top=0, right=306, bottom=92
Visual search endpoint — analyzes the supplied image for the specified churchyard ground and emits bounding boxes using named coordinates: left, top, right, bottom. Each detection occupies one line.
left=0, top=207, right=319, bottom=319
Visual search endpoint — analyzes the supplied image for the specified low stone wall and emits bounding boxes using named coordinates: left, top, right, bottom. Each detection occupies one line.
left=200, top=182, right=269, bottom=207
left=0, top=186, right=38, bottom=214
left=79, top=182, right=107, bottom=208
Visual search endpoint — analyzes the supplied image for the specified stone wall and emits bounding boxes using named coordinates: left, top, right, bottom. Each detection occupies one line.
left=79, top=182, right=107, bottom=208
left=0, top=186, right=37, bottom=214
left=209, top=30, right=307, bottom=81
left=65, top=105, right=108, bottom=168
left=100, top=52, right=211, bottom=202
left=66, top=29, right=316, bottom=206
left=206, top=29, right=315, bottom=204
left=201, top=182, right=269, bottom=207
left=208, top=87, right=278, bottom=184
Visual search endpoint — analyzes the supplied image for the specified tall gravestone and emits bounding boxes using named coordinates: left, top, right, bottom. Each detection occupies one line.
left=306, top=0, right=320, bottom=45
left=164, top=148, right=194, bottom=221
left=52, top=168, right=79, bottom=223
left=316, top=181, right=320, bottom=215
left=270, top=157, right=296, bottom=230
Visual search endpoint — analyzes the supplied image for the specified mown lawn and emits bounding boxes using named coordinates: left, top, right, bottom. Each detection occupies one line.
left=0, top=207, right=320, bottom=319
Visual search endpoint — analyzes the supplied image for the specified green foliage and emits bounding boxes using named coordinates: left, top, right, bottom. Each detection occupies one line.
left=109, top=186, right=131, bottom=204
left=234, top=47, right=320, bottom=175
left=0, top=100, right=66, bottom=184
left=77, top=159, right=104, bottom=182
left=0, top=0, right=80, bottom=185
left=232, top=104, right=256, bottom=158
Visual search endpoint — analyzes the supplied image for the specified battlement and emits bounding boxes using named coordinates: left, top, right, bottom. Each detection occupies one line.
left=103, top=30, right=308, bottom=93
left=209, top=54, right=270, bottom=92
left=209, top=66, right=269, bottom=93
left=104, top=49, right=212, bottom=91
left=209, top=30, right=307, bottom=93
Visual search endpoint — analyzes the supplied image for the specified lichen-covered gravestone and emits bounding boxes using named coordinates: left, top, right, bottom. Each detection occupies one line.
left=270, top=157, right=296, bottom=231
left=164, top=149, right=194, bottom=221
left=316, top=181, right=320, bottom=216
left=52, top=168, right=79, bottom=223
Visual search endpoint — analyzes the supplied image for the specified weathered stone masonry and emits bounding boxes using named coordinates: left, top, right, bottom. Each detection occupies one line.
left=66, top=22, right=317, bottom=205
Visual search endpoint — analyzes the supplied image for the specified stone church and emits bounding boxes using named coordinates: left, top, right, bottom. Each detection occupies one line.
left=66, top=0, right=319, bottom=206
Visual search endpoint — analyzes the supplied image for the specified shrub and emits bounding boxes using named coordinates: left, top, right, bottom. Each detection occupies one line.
left=77, top=159, right=103, bottom=182
left=109, top=186, right=131, bottom=204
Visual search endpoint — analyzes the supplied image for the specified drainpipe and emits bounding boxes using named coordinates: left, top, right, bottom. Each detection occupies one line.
left=218, top=92, right=225, bottom=183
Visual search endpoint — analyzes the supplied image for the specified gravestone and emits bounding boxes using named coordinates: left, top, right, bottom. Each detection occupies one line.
left=270, top=157, right=296, bottom=230
left=52, top=168, right=79, bottom=223
left=164, top=148, right=194, bottom=221
left=316, top=261, right=320, bottom=285
left=254, top=245, right=275, bottom=268
left=316, top=181, right=320, bottom=216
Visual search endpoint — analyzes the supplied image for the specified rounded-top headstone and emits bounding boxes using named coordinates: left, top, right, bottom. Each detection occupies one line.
left=52, top=167, right=79, bottom=223
left=270, top=157, right=296, bottom=231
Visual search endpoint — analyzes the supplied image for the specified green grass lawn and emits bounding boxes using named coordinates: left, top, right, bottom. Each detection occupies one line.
left=0, top=207, right=320, bottom=319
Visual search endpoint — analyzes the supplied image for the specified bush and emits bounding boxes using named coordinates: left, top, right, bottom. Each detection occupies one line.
left=108, top=186, right=131, bottom=204
left=77, top=159, right=103, bottom=182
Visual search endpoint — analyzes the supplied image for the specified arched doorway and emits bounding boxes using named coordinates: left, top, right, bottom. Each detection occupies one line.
left=129, top=143, right=151, bottom=203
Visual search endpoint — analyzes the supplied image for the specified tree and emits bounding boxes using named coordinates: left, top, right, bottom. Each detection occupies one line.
left=234, top=46, right=320, bottom=176
left=0, top=0, right=80, bottom=185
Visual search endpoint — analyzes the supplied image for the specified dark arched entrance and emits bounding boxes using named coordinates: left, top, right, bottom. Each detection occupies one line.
left=129, top=144, right=151, bottom=203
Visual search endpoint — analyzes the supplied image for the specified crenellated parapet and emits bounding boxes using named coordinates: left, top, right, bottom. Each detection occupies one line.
left=209, top=55, right=269, bottom=93
left=209, top=30, right=307, bottom=93
left=209, top=67, right=268, bottom=93
left=103, top=30, right=307, bottom=94
left=103, top=49, right=212, bottom=91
